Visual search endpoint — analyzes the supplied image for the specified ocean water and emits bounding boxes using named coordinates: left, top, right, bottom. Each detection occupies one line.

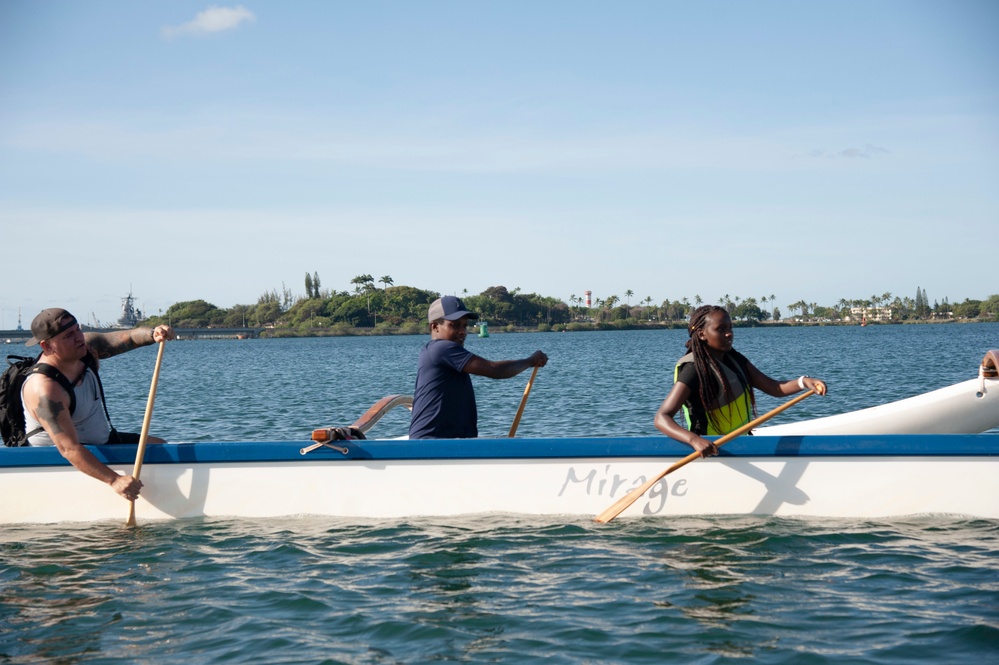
left=2, top=323, right=998, bottom=663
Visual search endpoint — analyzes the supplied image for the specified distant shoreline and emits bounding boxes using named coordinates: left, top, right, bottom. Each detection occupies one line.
left=0, top=317, right=990, bottom=344
left=205, top=317, right=995, bottom=340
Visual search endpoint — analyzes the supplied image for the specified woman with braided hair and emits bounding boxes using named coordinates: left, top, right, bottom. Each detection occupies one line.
left=654, top=305, right=827, bottom=456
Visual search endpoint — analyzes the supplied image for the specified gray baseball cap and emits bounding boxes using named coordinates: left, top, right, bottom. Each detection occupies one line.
left=428, top=296, right=478, bottom=322
left=26, top=308, right=78, bottom=346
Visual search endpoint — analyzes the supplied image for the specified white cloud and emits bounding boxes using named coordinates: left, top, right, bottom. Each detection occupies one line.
left=809, top=144, right=891, bottom=159
left=162, top=5, right=256, bottom=39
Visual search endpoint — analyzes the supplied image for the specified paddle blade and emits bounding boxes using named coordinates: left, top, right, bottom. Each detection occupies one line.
left=126, top=501, right=137, bottom=528
left=593, top=474, right=665, bottom=523
left=593, top=450, right=700, bottom=523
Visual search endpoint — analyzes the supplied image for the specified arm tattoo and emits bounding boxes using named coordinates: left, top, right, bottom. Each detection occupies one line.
left=36, top=396, right=67, bottom=436
left=86, top=330, right=137, bottom=359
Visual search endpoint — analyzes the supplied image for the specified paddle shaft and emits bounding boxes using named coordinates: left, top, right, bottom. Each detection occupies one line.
left=594, top=389, right=816, bottom=523
left=126, top=341, right=165, bottom=527
left=508, top=365, right=540, bottom=438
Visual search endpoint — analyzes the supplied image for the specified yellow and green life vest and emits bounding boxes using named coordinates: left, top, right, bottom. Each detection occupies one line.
left=674, top=351, right=754, bottom=435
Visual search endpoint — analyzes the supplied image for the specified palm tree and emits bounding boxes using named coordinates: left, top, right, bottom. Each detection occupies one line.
left=624, top=289, right=634, bottom=306
left=379, top=275, right=394, bottom=289
left=694, top=294, right=703, bottom=307
left=881, top=292, right=892, bottom=319
left=351, top=274, right=374, bottom=294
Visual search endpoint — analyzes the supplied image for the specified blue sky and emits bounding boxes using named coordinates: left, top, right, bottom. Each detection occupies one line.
left=1, top=1, right=997, bottom=327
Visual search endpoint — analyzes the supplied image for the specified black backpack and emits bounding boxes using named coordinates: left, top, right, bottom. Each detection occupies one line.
left=0, top=354, right=110, bottom=447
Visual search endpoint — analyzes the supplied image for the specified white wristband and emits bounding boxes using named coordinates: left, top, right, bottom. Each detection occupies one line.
left=798, top=375, right=808, bottom=391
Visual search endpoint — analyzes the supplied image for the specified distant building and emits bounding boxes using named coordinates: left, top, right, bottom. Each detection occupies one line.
left=848, top=306, right=893, bottom=322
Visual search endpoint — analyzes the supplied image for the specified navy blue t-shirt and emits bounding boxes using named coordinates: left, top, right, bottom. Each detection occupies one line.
left=409, top=339, right=478, bottom=439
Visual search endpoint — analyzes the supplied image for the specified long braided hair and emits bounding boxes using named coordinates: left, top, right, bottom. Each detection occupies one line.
left=685, top=305, right=755, bottom=431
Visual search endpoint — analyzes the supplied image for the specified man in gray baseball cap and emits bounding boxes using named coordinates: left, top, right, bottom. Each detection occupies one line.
left=409, top=296, right=548, bottom=439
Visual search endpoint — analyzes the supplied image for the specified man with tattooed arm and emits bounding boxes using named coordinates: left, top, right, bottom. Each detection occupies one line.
left=20, top=308, right=175, bottom=502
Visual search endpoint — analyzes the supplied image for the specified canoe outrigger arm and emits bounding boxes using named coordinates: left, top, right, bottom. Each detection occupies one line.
left=302, top=394, right=414, bottom=455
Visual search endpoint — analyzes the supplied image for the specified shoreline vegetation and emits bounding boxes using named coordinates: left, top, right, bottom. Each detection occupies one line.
left=99, top=275, right=995, bottom=339
left=242, top=316, right=996, bottom=341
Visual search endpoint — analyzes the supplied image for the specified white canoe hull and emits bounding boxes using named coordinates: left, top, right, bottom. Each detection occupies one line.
left=2, top=435, right=996, bottom=524
left=755, top=375, right=999, bottom=435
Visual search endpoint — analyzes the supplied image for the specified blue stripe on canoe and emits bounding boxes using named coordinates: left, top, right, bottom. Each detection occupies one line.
left=1, top=435, right=996, bottom=468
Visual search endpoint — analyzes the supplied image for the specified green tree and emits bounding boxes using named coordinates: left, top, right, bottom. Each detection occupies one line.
left=163, top=299, right=225, bottom=327
left=222, top=304, right=252, bottom=328
left=331, top=299, right=370, bottom=327
left=304, top=272, right=314, bottom=299
left=380, top=285, right=438, bottom=324
left=351, top=274, right=375, bottom=294
left=734, top=297, right=762, bottom=322
left=980, top=294, right=999, bottom=320
left=253, top=301, right=283, bottom=327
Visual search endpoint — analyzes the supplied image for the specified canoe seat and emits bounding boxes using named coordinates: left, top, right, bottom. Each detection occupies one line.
left=982, top=350, right=999, bottom=378
left=311, top=394, right=414, bottom=442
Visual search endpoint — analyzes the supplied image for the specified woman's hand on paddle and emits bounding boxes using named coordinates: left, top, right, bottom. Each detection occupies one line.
left=688, top=434, right=719, bottom=457
left=802, top=376, right=828, bottom=396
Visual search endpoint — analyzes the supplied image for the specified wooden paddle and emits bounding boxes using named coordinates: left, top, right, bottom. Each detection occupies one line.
left=126, top=340, right=165, bottom=527
left=508, top=365, right=540, bottom=438
left=594, top=389, right=816, bottom=523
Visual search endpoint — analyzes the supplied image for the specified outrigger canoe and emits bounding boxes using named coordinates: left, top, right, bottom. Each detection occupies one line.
left=1, top=353, right=997, bottom=525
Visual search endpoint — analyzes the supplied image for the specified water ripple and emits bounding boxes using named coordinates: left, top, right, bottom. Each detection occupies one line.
left=8, top=515, right=996, bottom=664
